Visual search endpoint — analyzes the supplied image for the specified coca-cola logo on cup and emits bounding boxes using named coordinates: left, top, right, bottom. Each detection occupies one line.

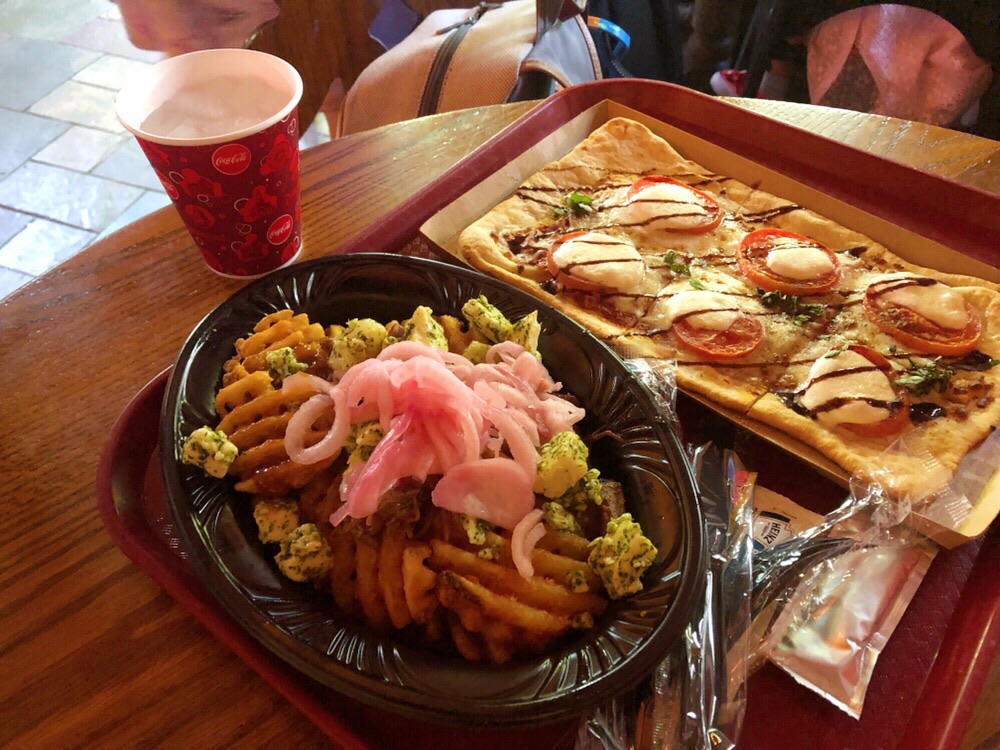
left=267, top=214, right=294, bottom=245
left=212, top=143, right=251, bottom=175
left=155, top=169, right=179, bottom=199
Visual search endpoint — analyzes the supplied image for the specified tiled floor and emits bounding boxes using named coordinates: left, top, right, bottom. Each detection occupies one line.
left=0, top=0, right=331, bottom=301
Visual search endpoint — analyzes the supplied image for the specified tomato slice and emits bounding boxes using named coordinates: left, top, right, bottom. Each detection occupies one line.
left=863, top=279, right=981, bottom=356
left=673, top=313, right=764, bottom=360
left=842, top=406, right=909, bottom=437
left=737, top=228, right=840, bottom=295
left=847, top=344, right=892, bottom=369
left=838, top=345, right=910, bottom=437
left=626, top=176, right=723, bottom=234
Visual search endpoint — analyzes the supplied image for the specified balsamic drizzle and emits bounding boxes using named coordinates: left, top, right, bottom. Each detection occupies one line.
left=806, top=364, right=884, bottom=387
left=740, top=203, right=803, bottom=223
left=808, top=396, right=902, bottom=417
left=867, top=275, right=937, bottom=296
left=560, top=256, right=643, bottom=271
left=954, top=350, right=1000, bottom=370
left=910, top=403, right=947, bottom=423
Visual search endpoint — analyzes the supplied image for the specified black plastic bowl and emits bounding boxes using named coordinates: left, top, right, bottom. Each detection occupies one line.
left=160, top=253, right=704, bottom=727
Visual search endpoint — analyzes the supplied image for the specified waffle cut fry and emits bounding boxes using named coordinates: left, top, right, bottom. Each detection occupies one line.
left=214, top=310, right=337, bottom=495
left=427, top=527, right=608, bottom=663
left=300, top=500, right=607, bottom=663
left=220, top=310, right=331, bottom=392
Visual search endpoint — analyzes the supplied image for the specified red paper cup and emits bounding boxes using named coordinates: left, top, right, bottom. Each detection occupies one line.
left=116, top=49, right=304, bottom=278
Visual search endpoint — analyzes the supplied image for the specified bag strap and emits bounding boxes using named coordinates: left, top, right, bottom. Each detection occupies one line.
left=536, top=0, right=586, bottom=37
left=513, top=9, right=601, bottom=102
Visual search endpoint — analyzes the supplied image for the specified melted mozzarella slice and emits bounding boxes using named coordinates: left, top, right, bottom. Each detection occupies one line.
left=550, top=232, right=644, bottom=291
left=800, top=349, right=896, bottom=426
left=647, top=290, right=740, bottom=331
left=624, top=182, right=711, bottom=230
left=879, top=275, right=970, bottom=329
left=764, top=243, right=835, bottom=280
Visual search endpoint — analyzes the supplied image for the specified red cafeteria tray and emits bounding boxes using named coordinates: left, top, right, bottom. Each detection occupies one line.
left=98, top=80, right=999, bottom=747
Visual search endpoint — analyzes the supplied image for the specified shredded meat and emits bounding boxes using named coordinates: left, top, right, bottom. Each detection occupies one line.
left=351, top=480, right=427, bottom=538
left=578, top=478, right=626, bottom=538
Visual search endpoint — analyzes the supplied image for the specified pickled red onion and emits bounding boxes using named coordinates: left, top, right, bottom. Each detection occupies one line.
left=431, top=459, right=535, bottom=529
left=511, top=508, right=547, bottom=578
left=280, top=340, right=584, bottom=536
left=285, top=389, right=350, bottom=465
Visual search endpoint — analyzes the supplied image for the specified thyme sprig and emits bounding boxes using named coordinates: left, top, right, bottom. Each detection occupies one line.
left=758, top=289, right=824, bottom=326
left=662, top=250, right=691, bottom=277
left=893, top=357, right=955, bottom=396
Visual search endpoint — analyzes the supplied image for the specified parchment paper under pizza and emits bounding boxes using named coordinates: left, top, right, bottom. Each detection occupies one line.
left=458, top=118, right=1000, bottom=498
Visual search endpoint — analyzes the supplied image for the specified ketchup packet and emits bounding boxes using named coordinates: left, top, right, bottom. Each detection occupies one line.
left=753, top=489, right=937, bottom=719
left=763, top=538, right=935, bottom=718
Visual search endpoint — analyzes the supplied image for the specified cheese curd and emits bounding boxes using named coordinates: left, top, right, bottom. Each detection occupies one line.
left=181, top=426, right=238, bottom=478
left=801, top=349, right=897, bottom=426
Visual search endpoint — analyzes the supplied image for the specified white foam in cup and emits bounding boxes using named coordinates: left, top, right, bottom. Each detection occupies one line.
left=115, top=48, right=303, bottom=145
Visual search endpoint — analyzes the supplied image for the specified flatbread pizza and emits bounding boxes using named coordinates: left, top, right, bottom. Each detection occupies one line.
left=458, top=118, right=1000, bottom=496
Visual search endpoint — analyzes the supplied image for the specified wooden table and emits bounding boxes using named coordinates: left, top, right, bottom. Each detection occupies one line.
left=1, top=97, right=997, bottom=749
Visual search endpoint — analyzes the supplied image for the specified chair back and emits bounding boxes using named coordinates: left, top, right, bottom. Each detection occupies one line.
left=733, top=0, right=999, bottom=135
